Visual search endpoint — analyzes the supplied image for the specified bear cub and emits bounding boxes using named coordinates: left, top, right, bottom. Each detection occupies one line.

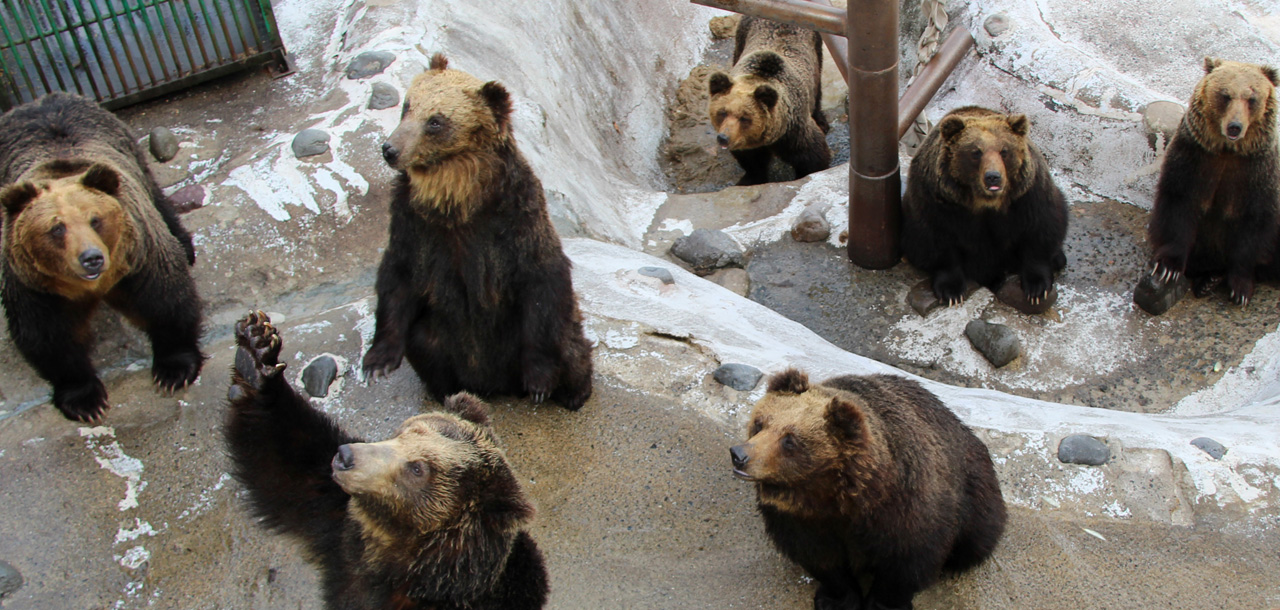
left=225, top=312, right=548, bottom=610
left=364, top=53, right=593, bottom=410
left=1145, top=57, right=1279, bottom=309
left=708, top=15, right=831, bottom=186
left=0, top=93, right=203, bottom=422
left=902, top=106, right=1068, bottom=308
left=731, top=369, right=1006, bottom=610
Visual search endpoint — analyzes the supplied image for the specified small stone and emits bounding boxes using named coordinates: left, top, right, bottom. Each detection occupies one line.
left=292, top=129, right=330, bottom=159
left=670, top=228, right=745, bottom=276
left=965, top=319, right=1021, bottom=368
left=0, top=560, right=22, bottom=600
left=713, top=363, right=763, bottom=391
left=1191, top=437, right=1227, bottom=460
left=984, top=12, right=1013, bottom=37
left=1142, top=101, right=1185, bottom=151
left=638, top=266, right=675, bottom=285
left=168, top=184, right=205, bottom=214
left=708, top=268, right=750, bottom=297
left=1057, top=434, right=1111, bottom=466
left=149, top=126, right=179, bottom=162
left=345, top=51, right=396, bottom=79
left=1133, top=271, right=1190, bottom=316
left=791, top=205, right=830, bottom=243
left=302, top=356, right=339, bottom=398
left=368, top=82, right=400, bottom=110
left=907, top=278, right=979, bottom=317
left=709, top=15, right=738, bottom=40
left=995, top=278, right=1057, bottom=315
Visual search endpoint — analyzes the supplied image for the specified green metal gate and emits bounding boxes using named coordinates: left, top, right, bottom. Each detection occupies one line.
left=0, top=0, right=290, bottom=110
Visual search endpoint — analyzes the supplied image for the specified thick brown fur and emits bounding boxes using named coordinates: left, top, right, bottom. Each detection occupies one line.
left=902, top=106, right=1068, bottom=306
left=226, top=312, right=548, bottom=610
left=707, top=16, right=830, bottom=186
left=0, top=93, right=202, bottom=423
left=1148, top=57, right=1280, bottom=306
left=367, top=54, right=593, bottom=410
left=731, top=369, right=1006, bottom=610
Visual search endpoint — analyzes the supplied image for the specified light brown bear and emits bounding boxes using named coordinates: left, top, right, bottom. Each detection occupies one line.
left=730, top=369, right=1006, bottom=610
left=1145, top=57, right=1279, bottom=309
left=708, top=15, right=830, bottom=186
left=0, top=93, right=203, bottom=423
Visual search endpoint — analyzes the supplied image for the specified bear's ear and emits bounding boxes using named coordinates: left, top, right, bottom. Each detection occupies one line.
left=479, top=81, right=512, bottom=131
left=429, top=53, right=449, bottom=71
left=746, top=51, right=785, bottom=79
left=1262, top=65, right=1279, bottom=87
left=708, top=71, right=732, bottom=97
left=767, top=368, right=809, bottom=394
left=81, top=163, right=120, bottom=197
left=754, top=85, right=779, bottom=110
left=0, top=182, right=38, bottom=216
left=824, top=396, right=868, bottom=444
left=443, top=392, right=491, bottom=426
left=940, top=115, right=967, bottom=141
left=1007, top=113, right=1029, bottom=136
left=1203, top=57, right=1223, bottom=74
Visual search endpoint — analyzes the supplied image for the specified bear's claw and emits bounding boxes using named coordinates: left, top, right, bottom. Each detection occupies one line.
left=233, top=310, right=287, bottom=391
left=55, top=379, right=111, bottom=424
left=152, top=351, right=203, bottom=395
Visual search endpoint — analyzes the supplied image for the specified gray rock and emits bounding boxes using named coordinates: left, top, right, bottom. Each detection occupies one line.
left=149, top=126, right=179, bottom=162
left=169, top=184, right=206, bottom=214
left=292, top=129, right=330, bottom=158
left=790, top=205, right=831, bottom=243
left=965, top=319, right=1021, bottom=368
left=345, top=51, right=396, bottom=79
left=1142, top=101, right=1185, bottom=150
left=995, top=278, right=1057, bottom=315
left=0, top=560, right=22, bottom=600
left=713, top=363, right=763, bottom=391
left=1058, top=434, right=1111, bottom=466
left=368, top=82, right=400, bottom=110
left=984, top=12, right=1013, bottom=37
left=670, top=229, right=745, bottom=276
left=1133, top=271, right=1190, bottom=316
left=638, top=266, right=675, bottom=285
left=302, top=356, right=339, bottom=398
left=1191, top=437, right=1227, bottom=460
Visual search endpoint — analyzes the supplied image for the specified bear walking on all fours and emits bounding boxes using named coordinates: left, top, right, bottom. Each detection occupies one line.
left=707, top=15, right=831, bottom=186
left=1145, top=57, right=1279, bottom=309
left=902, top=106, right=1068, bottom=307
left=362, top=53, right=593, bottom=411
left=0, top=93, right=203, bottom=423
left=225, top=312, right=549, bottom=610
left=730, top=369, right=1006, bottom=610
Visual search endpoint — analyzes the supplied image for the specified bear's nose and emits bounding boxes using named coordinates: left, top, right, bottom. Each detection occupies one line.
left=716, top=133, right=730, bottom=148
left=1226, top=121, right=1243, bottom=139
left=983, top=171, right=1003, bottom=190
left=730, top=445, right=749, bottom=470
left=381, top=142, right=399, bottom=165
left=334, top=444, right=356, bottom=471
left=79, top=249, right=104, bottom=274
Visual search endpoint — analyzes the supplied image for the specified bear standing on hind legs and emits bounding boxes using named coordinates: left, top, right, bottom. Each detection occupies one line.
left=1144, top=57, right=1279, bottom=309
left=0, top=93, right=203, bottom=423
left=363, top=53, right=593, bottom=410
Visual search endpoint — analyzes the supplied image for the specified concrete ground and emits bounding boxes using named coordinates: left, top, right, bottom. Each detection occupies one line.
left=0, top=0, right=1278, bottom=609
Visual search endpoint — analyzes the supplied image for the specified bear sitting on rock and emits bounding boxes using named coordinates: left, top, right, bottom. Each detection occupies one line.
left=225, top=311, right=548, bottom=610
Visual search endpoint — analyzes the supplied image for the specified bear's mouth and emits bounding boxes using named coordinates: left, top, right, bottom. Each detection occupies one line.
left=80, top=272, right=101, bottom=281
left=732, top=468, right=754, bottom=481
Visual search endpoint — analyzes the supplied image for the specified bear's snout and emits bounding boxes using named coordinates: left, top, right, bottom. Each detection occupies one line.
left=381, top=142, right=400, bottom=166
left=730, top=444, right=751, bottom=479
left=716, top=133, right=730, bottom=148
left=78, top=248, right=104, bottom=277
left=333, top=444, right=356, bottom=471
left=983, top=170, right=1004, bottom=191
left=1226, top=121, right=1244, bottom=140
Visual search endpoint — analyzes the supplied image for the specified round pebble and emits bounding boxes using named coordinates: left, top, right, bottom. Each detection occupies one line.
left=168, top=184, right=206, bottom=214
left=1191, top=437, right=1227, bottom=460
left=791, top=205, right=830, bottom=243
left=1058, top=434, right=1111, bottom=466
left=0, top=560, right=23, bottom=600
left=1133, top=271, right=1189, bottom=316
left=964, top=319, right=1021, bottom=368
left=302, top=355, right=339, bottom=398
left=346, top=51, right=396, bottom=79
left=984, top=12, right=1013, bottom=37
left=638, top=266, right=675, bottom=285
left=368, top=82, right=400, bottom=110
left=713, top=363, right=763, bottom=392
left=149, top=126, right=179, bottom=162
left=670, top=229, right=745, bottom=276
left=292, top=129, right=331, bottom=159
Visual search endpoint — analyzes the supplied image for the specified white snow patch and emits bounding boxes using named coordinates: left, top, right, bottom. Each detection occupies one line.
left=80, top=427, right=147, bottom=511
left=178, top=473, right=233, bottom=521
left=116, top=546, right=150, bottom=570
left=603, top=327, right=641, bottom=350
left=1174, top=325, right=1280, bottom=416
left=657, top=218, right=694, bottom=236
left=114, top=519, right=160, bottom=544
left=723, top=167, right=845, bottom=247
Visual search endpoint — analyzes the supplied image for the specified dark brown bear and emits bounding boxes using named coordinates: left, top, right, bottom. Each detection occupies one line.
left=225, top=312, right=548, bottom=610
left=730, top=369, right=1006, bottom=610
left=363, top=53, right=593, bottom=410
left=1146, top=57, right=1279, bottom=308
left=0, top=93, right=203, bottom=423
left=902, top=106, right=1068, bottom=307
left=707, top=15, right=830, bottom=186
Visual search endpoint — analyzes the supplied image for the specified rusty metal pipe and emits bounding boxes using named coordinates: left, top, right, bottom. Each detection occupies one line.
left=846, top=0, right=900, bottom=269
left=691, top=0, right=846, bottom=36
left=897, top=28, right=975, bottom=138
left=805, top=0, right=849, bottom=83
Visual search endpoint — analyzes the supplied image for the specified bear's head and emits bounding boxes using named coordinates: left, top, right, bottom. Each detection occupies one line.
left=730, top=369, right=875, bottom=517
left=332, top=392, right=534, bottom=546
left=1, top=161, right=131, bottom=299
left=708, top=51, right=788, bottom=151
left=1193, top=57, right=1277, bottom=153
left=938, top=110, right=1033, bottom=211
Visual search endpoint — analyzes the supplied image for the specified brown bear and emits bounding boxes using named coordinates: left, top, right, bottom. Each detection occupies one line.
left=707, top=15, right=831, bottom=186
left=730, top=369, right=1006, bottom=610
left=364, top=53, right=593, bottom=411
left=225, top=312, right=549, bottom=610
left=902, top=106, right=1069, bottom=307
left=0, top=93, right=203, bottom=423
left=1145, top=57, right=1279, bottom=308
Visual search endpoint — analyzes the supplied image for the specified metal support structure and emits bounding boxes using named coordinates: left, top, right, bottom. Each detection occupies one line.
left=897, top=27, right=973, bottom=138
left=806, top=0, right=848, bottom=82
left=692, top=0, right=845, bottom=36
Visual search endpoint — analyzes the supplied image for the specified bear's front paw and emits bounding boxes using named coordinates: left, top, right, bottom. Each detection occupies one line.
left=232, top=311, right=286, bottom=391
left=522, top=364, right=556, bottom=405
left=54, top=379, right=110, bottom=423
left=361, top=341, right=403, bottom=381
left=153, top=350, right=204, bottom=395
left=1228, top=275, right=1254, bottom=307
left=931, top=272, right=967, bottom=306
left=1020, top=272, right=1052, bottom=306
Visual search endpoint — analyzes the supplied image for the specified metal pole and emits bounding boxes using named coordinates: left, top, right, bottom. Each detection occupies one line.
left=846, top=0, right=900, bottom=269
left=805, top=0, right=848, bottom=83
left=691, top=0, right=845, bottom=36
left=897, top=27, right=973, bottom=138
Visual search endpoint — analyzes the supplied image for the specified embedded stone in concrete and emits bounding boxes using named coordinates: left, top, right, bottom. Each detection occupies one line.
left=670, top=228, right=745, bottom=276
left=1058, top=434, right=1111, bottom=466
left=908, top=278, right=981, bottom=317
left=638, top=266, right=675, bottom=285
left=291, top=129, right=330, bottom=158
left=169, top=184, right=206, bottom=214
left=995, top=278, right=1057, bottom=315
left=984, top=12, right=1013, bottom=37
left=0, top=560, right=22, bottom=600
left=149, top=126, right=179, bottom=162
left=790, top=204, right=830, bottom=243
left=302, top=356, right=339, bottom=398
left=965, top=319, right=1021, bottom=368
left=1191, top=437, right=1227, bottom=460
left=1134, top=271, right=1190, bottom=316
left=709, top=15, right=737, bottom=39
left=368, top=82, right=400, bottom=110
left=345, top=51, right=396, bottom=79
left=1142, top=101, right=1185, bottom=150
left=713, top=363, right=763, bottom=391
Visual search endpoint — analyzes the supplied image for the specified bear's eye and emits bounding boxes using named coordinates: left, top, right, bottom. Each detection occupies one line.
left=1247, top=96, right=1258, bottom=110
left=780, top=434, right=799, bottom=452
left=49, top=223, right=66, bottom=239
left=970, top=149, right=983, bottom=161
left=739, top=117, right=752, bottom=127
left=749, top=418, right=764, bottom=436
left=407, top=461, right=428, bottom=478
left=1219, top=91, right=1232, bottom=106
left=90, top=216, right=102, bottom=231
left=715, top=110, right=728, bottom=122
left=425, top=115, right=446, bottom=134
left=999, top=148, right=1010, bottom=159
